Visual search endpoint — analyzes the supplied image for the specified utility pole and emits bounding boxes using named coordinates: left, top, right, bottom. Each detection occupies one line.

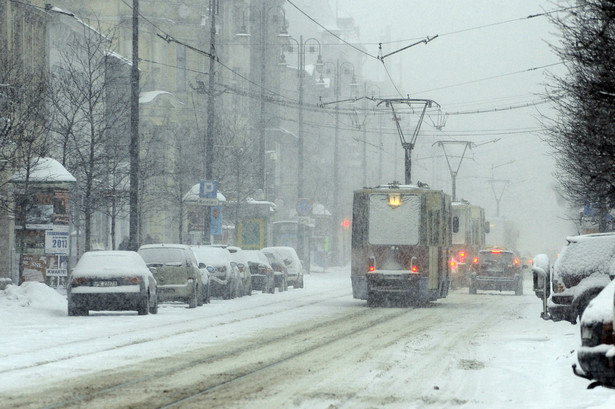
left=258, top=1, right=268, bottom=198
left=433, top=140, right=474, bottom=201
left=362, top=83, right=367, bottom=187
left=297, top=35, right=305, bottom=198
left=206, top=0, right=217, bottom=182
left=332, top=60, right=340, bottom=263
left=377, top=98, right=438, bottom=185
left=297, top=35, right=306, bottom=267
left=203, top=0, right=218, bottom=244
left=490, top=179, right=510, bottom=217
left=128, top=0, right=139, bottom=250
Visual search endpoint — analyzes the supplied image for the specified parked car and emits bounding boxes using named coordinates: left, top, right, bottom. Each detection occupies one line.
left=242, top=250, right=275, bottom=294
left=138, top=244, right=204, bottom=308
left=573, top=278, right=615, bottom=387
left=190, top=245, right=241, bottom=299
left=262, top=250, right=288, bottom=292
left=535, top=233, right=615, bottom=324
left=468, top=247, right=523, bottom=295
left=261, top=246, right=304, bottom=288
left=67, top=250, right=157, bottom=316
left=227, top=246, right=252, bottom=296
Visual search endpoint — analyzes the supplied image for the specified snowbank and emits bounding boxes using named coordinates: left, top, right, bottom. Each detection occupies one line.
left=0, top=282, right=66, bottom=312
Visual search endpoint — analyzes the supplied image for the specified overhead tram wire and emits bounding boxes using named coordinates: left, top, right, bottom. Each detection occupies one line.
left=372, top=5, right=583, bottom=47
left=120, top=0, right=298, bottom=107
left=127, top=0, right=553, bottom=129
left=285, top=0, right=379, bottom=61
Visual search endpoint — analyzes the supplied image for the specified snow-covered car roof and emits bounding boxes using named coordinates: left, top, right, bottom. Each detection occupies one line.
left=581, top=278, right=615, bottom=325
left=190, top=245, right=232, bottom=266
left=72, top=251, right=151, bottom=278
left=242, top=250, right=272, bottom=268
left=261, top=246, right=302, bottom=270
left=554, top=233, right=615, bottom=282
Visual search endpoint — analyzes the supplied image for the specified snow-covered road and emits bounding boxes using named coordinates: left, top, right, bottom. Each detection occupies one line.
left=1, top=268, right=614, bottom=408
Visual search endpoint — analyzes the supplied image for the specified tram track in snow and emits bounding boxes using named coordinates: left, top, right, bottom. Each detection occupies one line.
left=0, top=286, right=351, bottom=376
left=6, top=304, right=418, bottom=409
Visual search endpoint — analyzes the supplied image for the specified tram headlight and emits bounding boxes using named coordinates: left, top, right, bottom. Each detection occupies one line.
left=388, top=193, right=401, bottom=207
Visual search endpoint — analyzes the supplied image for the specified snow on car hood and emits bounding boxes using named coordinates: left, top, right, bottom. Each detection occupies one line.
left=554, top=273, right=612, bottom=298
left=581, top=278, right=615, bottom=325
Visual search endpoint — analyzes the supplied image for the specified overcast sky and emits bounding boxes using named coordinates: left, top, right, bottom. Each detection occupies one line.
left=328, top=0, right=574, bottom=256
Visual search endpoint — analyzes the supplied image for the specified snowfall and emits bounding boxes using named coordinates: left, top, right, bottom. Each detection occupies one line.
left=1, top=266, right=615, bottom=408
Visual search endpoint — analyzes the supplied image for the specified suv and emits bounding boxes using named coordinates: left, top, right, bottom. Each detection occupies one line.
left=261, top=250, right=288, bottom=292
left=261, top=246, right=304, bottom=288
left=468, top=247, right=522, bottom=295
left=138, top=244, right=203, bottom=308
left=573, top=278, right=615, bottom=387
left=537, top=233, right=615, bottom=324
left=190, top=245, right=241, bottom=299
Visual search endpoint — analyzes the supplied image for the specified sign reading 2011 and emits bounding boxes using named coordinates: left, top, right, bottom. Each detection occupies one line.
left=45, top=231, right=70, bottom=255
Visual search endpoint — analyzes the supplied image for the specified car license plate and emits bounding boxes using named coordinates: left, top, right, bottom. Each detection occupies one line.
left=93, top=281, right=118, bottom=287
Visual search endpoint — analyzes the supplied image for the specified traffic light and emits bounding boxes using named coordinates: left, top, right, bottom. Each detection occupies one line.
left=341, top=219, right=351, bottom=229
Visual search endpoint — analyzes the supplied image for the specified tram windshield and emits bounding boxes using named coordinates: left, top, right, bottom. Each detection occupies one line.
left=368, top=194, right=420, bottom=246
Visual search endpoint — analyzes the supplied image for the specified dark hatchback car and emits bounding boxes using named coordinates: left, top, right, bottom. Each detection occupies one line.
left=574, top=278, right=615, bottom=388
left=468, top=247, right=523, bottom=295
left=67, top=251, right=158, bottom=316
left=242, top=250, right=275, bottom=294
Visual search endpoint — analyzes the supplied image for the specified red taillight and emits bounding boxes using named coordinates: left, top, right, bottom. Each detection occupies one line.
left=71, top=277, right=86, bottom=286
left=369, top=265, right=375, bottom=272
left=514, top=258, right=519, bottom=265
left=411, top=265, right=418, bottom=273
left=450, top=259, right=456, bottom=268
left=125, top=276, right=143, bottom=284
left=491, top=249, right=501, bottom=254
left=473, top=257, right=479, bottom=264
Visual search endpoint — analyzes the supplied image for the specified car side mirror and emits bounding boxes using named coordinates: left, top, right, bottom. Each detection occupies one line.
left=198, top=262, right=207, bottom=269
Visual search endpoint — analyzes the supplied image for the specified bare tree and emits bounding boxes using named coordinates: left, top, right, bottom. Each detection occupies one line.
left=47, top=23, right=130, bottom=251
left=0, top=50, right=49, bottom=219
left=546, top=0, right=615, bottom=231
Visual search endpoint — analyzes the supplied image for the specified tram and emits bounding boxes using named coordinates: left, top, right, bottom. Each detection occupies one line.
left=450, top=200, right=488, bottom=287
left=351, top=182, right=452, bottom=305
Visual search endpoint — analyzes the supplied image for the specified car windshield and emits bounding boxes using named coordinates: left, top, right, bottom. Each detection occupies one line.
left=139, top=248, right=184, bottom=266
left=479, top=251, right=515, bottom=265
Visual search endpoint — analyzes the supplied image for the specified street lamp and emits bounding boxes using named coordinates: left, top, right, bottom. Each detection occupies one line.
left=318, top=60, right=358, bottom=264
left=279, top=36, right=323, bottom=198
left=236, top=4, right=288, bottom=199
